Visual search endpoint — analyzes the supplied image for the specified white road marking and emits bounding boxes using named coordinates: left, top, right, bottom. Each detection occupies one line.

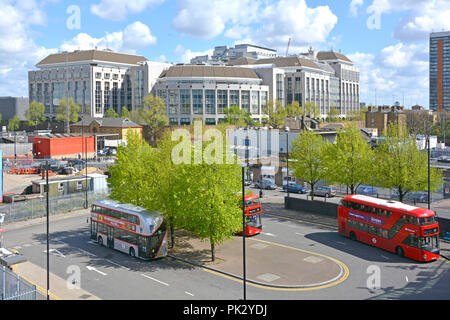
left=12, top=246, right=22, bottom=250
left=336, top=241, right=345, bottom=245
left=185, top=291, right=194, bottom=296
left=86, top=266, right=107, bottom=276
left=381, top=255, right=390, bottom=260
left=43, top=248, right=66, bottom=258
left=106, top=259, right=129, bottom=271
left=141, top=274, right=169, bottom=286
left=76, top=247, right=97, bottom=257
left=263, top=232, right=276, bottom=237
left=295, top=232, right=304, bottom=236
left=405, top=276, right=409, bottom=282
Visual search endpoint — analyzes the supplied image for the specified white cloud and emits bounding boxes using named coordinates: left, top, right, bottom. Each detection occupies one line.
left=123, top=21, right=157, bottom=49
left=172, top=0, right=261, bottom=40
left=90, top=0, right=165, bottom=21
left=0, top=0, right=56, bottom=96
left=349, top=42, right=429, bottom=107
left=172, top=0, right=337, bottom=49
left=60, top=21, right=157, bottom=54
left=174, top=44, right=214, bottom=64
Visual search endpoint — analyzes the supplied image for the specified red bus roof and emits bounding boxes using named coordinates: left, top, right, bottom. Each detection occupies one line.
left=244, top=193, right=259, bottom=201
left=343, top=194, right=435, bottom=218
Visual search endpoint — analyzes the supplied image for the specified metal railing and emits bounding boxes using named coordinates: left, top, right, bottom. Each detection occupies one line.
left=0, top=191, right=110, bottom=224
left=1, top=266, right=36, bottom=300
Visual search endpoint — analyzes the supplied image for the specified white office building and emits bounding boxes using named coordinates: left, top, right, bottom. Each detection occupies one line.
left=153, top=65, right=270, bottom=125
left=28, top=49, right=171, bottom=120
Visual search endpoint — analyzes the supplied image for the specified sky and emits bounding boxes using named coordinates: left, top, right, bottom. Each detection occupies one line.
left=1, top=0, right=450, bottom=109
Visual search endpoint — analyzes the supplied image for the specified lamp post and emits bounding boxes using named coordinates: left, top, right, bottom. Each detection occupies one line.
left=45, top=160, right=50, bottom=300
left=241, top=165, right=247, bottom=301
left=285, top=127, right=290, bottom=198
left=427, top=135, right=431, bottom=210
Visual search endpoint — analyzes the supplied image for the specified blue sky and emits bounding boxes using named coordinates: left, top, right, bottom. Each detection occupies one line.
left=2, top=0, right=450, bottom=108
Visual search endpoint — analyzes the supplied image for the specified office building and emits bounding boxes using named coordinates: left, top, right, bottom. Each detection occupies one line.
left=229, top=48, right=360, bottom=119
left=0, top=97, right=29, bottom=121
left=430, top=31, right=450, bottom=112
left=28, top=49, right=171, bottom=120
left=153, top=65, right=270, bottom=125
left=190, top=44, right=277, bottom=65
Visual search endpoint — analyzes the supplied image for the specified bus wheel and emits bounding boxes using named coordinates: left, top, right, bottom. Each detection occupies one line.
left=396, top=246, right=404, bottom=257
left=98, top=236, right=103, bottom=246
left=349, top=231, right=356, bottom=241
left=129, top=247, right=136, bottom=258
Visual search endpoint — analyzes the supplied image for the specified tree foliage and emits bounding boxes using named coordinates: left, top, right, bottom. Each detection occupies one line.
left=374, top=123, right=442, bottom=202
left=104, top=108, right=119, bottom=118
left=290, top=130, right=329, bottom=200
left=56, top=98, right=81, bottom=133
left=7, top=115, right=20, bottom=132
left=26, top=101, right=46, bottom=129
left=132, top=94, right=168, bottom=141
left=324, top=125, right=375, bottom=194
left=262, top=99, right=286, bottom=128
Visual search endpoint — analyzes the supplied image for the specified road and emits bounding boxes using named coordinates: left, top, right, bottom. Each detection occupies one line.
left=3, top=199, right=450, bottom=300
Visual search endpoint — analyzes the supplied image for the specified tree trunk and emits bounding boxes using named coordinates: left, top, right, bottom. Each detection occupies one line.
left=210, top=240, right=215, bottom=262
left=170, top=218, right=175, bottom=249
left=310, top=183, right=315, bottom=201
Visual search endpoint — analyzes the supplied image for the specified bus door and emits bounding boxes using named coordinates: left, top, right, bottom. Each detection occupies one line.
left=107, top=226, right=114, bottom=248
left=90, top=219, right=98, bottom=240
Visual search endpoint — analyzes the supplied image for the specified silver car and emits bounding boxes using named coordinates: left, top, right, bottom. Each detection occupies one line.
left=311, top=186, right=336, bottom=198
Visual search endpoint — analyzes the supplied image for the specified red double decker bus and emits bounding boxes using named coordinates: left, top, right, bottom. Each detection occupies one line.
left=339, top=194, right=440, bottom=262
left=237, top=193, right=263, bottom=236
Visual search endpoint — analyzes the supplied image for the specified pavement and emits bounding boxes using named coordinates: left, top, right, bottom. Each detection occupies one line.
left=2, top=196, right=450, bottom=300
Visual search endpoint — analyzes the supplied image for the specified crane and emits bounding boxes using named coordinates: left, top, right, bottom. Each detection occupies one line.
left=286, top=37, right=291, bottom=57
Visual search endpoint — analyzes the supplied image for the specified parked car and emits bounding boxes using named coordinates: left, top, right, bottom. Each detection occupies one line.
left=311, top=186, right=336, bottom=198
left=283, top=183, right=309, bottom=194
left=356, top=185, right=378, bottom=196
left=408, top=192, right=429, bottom=203
left=244, top=179, right=252, bottom=186
left=254, top=180, right=277, bottom=190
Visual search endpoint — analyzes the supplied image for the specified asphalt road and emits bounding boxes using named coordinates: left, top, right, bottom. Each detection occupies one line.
left=3, top=203, right=450, bottom=300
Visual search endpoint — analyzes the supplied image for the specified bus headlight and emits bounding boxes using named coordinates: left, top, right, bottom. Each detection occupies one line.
left=423, top=254, right=427, bottom=260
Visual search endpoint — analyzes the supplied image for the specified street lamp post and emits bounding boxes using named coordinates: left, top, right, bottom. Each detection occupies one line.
left=285, top=127, right=290, bottom=198
left=241, top=165, right=247, bottom=301
left=45, top=160, right=50, bottom=300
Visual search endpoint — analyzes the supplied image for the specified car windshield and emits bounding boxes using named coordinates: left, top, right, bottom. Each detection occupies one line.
left=245, top=198, right=261, bottom=207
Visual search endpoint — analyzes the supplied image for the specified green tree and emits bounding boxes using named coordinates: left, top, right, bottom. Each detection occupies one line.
left=25, top=101, right=46, bottom=130
left=132, top=94, right=168, bottom=141
left=303, top=102, right=320, bottom=119
left=374, top=123, right=442, bottom=202
left=286, top=101, right=302, bottom=118
left=327, top=107, right=340, bottom=123
left=290, top=130, right=329, bottom=200
left=7, top=115, right=20, bottom=132
left=121, top=106, right=131, bottom=119
left=56, top=98, right=81, bottom=133
left=104, top=108, right=119, bottom=118
left=262, top=99, right=286, bottom=128
left=172, top=131, right=242, bottom=261
left=324, top=125, right=375, bottom=194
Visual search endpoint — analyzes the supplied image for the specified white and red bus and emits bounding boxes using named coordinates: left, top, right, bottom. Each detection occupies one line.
left=339, top=194, right=440, bottom=262
left=237, top=193, right=263, bottom=236
left=90, top=200, right=168, bottom=260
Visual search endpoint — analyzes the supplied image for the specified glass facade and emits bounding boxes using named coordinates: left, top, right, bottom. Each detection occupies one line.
left=192, top=89, right=203, bottom=114
left=217, top=90, right=227, bottom=114
left=241, top=90, right=250, bottom=113
left=205, top=90, right=215, bottom=114
left=180, top=89, right=191, bottom=114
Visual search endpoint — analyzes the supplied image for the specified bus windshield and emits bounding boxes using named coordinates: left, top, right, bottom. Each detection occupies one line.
left=246, top=214, right=262, bottom=228
left=418, top=216, right=436, bottom=225
left=245, top=198, right=261, bottom=207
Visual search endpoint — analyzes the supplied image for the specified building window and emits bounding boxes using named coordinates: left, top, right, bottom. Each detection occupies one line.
left=217, top=90, right=228, bottom=114
left=180, top=89, right=191, bottom=115
left=230, top=90, right=239, bottom=107
left=192, top=89, right=203, bottom=114
left=95, top=81, right=102, bottom=114
left=251, top=91, right=259, bottom=114
left=168, top=89, right=179, bottom=115
left=104, top=82, right=110, bottom=111
left=205, top=90, right=215, bottom=114
left=241, top=90, right=250, bottom=113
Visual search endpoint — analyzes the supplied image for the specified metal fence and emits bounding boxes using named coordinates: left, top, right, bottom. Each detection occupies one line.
left=332, top=184, right=444, bottom=204
left=0, top=191, right=110, bottom=224
left=1, top=266, right=36, bottom=300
